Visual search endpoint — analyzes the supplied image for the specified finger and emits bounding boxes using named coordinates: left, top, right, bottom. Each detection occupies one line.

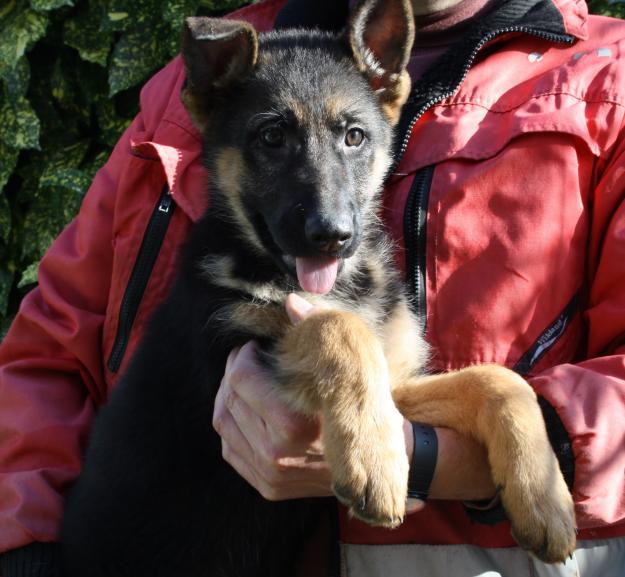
left=285, top=293, right=315, bottom=325
left=218, top=357, right=279, bottom=465
left=228, top=342, right=320, bottom=443
left=220, top=418, right=331, bottom=500
left=214, top=401, right=302, bottom=499
left=213, top=396, right=257, bottom=468
left=226, top=387, right=318, bottom=464
left=223, top=444, right=288, bottom=501
left=225, top=387, right=272, bottom=457
left=213, top=363, right=239, bottom=437
left=215, top=400, right=284, bottom=494
left=213, top=375, right=227, bottom=433
left=225, top=341, right=278, bottom=420
left=221, top=437, right=268, bottom=495
left=224, top=345, right=241, bottom=375
left=406, top=498, right=427, bottom=514
left=221, top=385, right=332, bottom=486
left=224, top=439, right=333, bottom=501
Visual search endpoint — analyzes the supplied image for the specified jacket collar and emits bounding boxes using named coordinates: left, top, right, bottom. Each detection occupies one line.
left=392, top=0, right=587, bottom=170
left=551, top=0, right=588, bottom=39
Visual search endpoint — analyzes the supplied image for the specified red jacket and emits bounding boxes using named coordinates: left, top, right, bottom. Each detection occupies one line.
left=1, top=0, right=625, bottom=558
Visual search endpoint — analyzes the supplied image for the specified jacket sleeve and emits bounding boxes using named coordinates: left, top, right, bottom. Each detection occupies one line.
left=0, top=115, right=142, bottom=556
left=529, top=117, right=625, bottom=531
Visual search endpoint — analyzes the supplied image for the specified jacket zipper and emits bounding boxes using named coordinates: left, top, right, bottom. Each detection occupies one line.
left=513, top=290, right=580, bottom=375
left=107, top=186, right=175, bottom=373
left=392, top=28, right=574, bottom=172
left=403, top=165, right=435, bottom=330
left=398, top=27, right=574, bottom=327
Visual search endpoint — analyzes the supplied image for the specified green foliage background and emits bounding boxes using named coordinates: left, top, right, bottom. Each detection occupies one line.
left=0, top=0, right=250, bottom=338
left=0, top=0, right=624, bottom=339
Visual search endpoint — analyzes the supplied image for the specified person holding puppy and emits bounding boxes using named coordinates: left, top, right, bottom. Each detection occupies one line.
left=1, top=0, right=625, bottom=575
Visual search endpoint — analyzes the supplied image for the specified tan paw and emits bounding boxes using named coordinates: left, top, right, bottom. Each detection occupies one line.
left=327, top=405, right=409, bottom=528
left=503, top=473, right=576, bottom=563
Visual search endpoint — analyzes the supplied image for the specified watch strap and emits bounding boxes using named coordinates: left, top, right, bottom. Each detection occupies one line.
left=407, top=422, right=438, bottom=500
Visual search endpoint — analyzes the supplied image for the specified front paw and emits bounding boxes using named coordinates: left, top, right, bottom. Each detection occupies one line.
left=328, top=407, right=409, bottom=528
left=502, top=471, right=576, bottom=563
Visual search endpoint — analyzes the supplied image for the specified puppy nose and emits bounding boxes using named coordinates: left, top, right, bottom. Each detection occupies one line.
left=305, top=214, right=353, bottom=253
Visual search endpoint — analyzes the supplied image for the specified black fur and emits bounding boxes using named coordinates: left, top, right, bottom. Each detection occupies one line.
left=62, top=3, right=415, bottom=575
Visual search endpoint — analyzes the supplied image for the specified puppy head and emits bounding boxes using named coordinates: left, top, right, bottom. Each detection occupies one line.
left=181, top=0, right=414, bottom=294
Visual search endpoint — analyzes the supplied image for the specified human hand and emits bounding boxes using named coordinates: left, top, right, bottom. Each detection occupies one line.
left=212, top=296, right=333, bottom=500
left=213, top=293, right=429, bottom=513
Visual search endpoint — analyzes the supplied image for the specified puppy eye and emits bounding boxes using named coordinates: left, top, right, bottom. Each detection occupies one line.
left=345, top=127, right=365, bottom=147
left=259, top=125, right=286, bottom=148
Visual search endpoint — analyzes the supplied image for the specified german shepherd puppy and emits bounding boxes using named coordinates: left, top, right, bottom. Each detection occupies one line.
left=61, top=0, right=576, bottom=575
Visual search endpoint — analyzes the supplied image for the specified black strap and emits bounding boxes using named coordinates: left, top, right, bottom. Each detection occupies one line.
left=407, top=422, right=438, bottom=500
left=538, top=395, right=575, bottom=490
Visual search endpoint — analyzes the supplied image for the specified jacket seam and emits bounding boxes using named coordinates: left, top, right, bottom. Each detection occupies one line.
left=129, top=150, right=161, bottom=161
left=442, top=90, right=625, bottom=113
left=160, top=117, right=202, bottom=142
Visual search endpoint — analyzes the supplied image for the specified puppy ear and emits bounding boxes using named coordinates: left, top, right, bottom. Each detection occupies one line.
left=181, top=17, right=259, bottom=130
left=349, top=0, right=415, bottom=125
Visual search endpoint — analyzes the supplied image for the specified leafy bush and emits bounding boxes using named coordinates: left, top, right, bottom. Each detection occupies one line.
left=0, top=0, right=624, bottom=338
left=0, top=0, right=250, bottom=337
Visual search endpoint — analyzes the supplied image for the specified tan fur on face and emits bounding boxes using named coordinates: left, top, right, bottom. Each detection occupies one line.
left=214, top=147, right=265, bottom=254
left=284, top=97, right=308, bottom=124
left=325, top=95, right=356, bottom=121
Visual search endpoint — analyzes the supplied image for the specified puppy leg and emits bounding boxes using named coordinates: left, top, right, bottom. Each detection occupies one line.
left=272, top=309, right=409, bottom=528
left=392, top=365, right=576, bottom=564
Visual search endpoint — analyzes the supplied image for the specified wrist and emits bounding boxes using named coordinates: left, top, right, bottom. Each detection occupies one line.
left=429, top=427, right=496, bottom=501
left=404, top=421, right=497, bottom=502
left=406, top=422, right=438, bottom=501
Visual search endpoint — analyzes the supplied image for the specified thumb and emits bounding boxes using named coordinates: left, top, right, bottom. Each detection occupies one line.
left=285, top=293, right=315, bottom=325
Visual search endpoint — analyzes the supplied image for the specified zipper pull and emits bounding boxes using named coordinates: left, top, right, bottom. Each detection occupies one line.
left=158, top=192, right=172, bottom=213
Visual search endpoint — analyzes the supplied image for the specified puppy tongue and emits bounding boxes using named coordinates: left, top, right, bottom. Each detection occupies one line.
left=295, top=256, right=339, bottom=294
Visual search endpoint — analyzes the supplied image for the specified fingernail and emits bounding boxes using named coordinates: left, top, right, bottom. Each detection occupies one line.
left=406, top=497, right=425, bottom=514
left=286, top=293, right=314, bottom=324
